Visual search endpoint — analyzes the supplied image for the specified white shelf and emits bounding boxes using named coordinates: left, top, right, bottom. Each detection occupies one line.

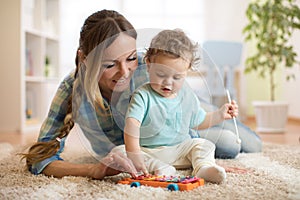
left=25, top=76, right=59, bottom=83
left=0, top=0, right=60, bottom=134
left=25, top=27, right=60, bottom=41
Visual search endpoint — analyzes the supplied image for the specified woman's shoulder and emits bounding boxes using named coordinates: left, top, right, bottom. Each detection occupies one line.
left=62, top=70, right=75, bottom=82
left=58, top=70, right=76, bottom=91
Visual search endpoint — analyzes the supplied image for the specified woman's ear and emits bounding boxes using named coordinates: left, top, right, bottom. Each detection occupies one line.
left=77, top=49, right=86, bottom=62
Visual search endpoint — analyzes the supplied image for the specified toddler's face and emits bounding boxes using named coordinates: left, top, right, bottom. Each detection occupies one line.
left=147, top=55, right=190, bottom=98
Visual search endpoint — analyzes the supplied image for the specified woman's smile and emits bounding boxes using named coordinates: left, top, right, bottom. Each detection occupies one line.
left=114, top=76, right=130, bottom=87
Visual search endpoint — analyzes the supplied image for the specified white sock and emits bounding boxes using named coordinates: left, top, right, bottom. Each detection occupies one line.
left=196, top=165, right=226, bottom=184
left=154, top=165, right=176, bottom=176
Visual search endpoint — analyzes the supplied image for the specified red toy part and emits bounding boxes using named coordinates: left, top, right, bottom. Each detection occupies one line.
left=118, top=175, right=205, bottom=191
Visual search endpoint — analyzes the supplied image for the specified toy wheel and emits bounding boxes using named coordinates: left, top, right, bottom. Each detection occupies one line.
left=167, top=183, right=179, bottom=191
left=130, top=182, right=141, bottom=188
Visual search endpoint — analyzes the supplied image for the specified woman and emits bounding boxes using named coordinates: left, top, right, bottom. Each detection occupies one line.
left=22, top=10, right=143, bottom=179
left=22, top=9, right=261, bottom=179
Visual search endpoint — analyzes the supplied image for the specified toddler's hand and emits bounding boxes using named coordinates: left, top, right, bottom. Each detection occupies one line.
left=126, top=151, right=149, bottom=176
left=220, top=100, right=239, bottom=120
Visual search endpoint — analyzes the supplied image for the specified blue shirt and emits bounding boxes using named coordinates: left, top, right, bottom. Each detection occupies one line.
left=126, top=82, right=206, bottom=148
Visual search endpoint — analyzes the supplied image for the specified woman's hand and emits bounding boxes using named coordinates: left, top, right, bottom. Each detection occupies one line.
left=89, top=151, right=138, bottom=179
left=219, top=100, right=239, bottom=120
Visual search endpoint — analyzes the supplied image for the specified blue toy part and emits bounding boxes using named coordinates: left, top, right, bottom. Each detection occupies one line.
left=130, top=182, right=141, bottom=188
left=167, top=183, right=179, bottom=191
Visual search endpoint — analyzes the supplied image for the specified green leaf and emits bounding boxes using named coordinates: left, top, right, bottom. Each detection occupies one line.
left=242, top=0, right=299, bottom=101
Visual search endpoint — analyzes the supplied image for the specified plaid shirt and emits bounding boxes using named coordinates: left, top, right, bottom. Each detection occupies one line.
left=31, top=56, right=148, bottom=174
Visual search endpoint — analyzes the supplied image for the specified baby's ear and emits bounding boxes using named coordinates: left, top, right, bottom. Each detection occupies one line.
left=145, top=58, right=151, bottom=72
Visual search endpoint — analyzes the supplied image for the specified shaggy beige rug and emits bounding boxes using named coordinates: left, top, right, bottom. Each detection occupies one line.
left=0, top=142, right=299, bottom=200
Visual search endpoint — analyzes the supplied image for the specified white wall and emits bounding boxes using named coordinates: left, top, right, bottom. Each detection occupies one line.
left=283, top=29, right=300, bottom=118
left=202, top=0, right=248, bottom=42
left=59, top=0, right=122, bottom=76
left=59, top=0, right=204, bottom=75
left=285, top=1, right=300, bottom=119
left=283, top=0, right=300, bottom=118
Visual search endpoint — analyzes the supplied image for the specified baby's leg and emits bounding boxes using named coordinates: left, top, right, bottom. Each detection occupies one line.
left=143, top=149, right=176, bottom=176
left=188, top=138, right=226, bottom=183
left=146, top=158, right=176, bottom=175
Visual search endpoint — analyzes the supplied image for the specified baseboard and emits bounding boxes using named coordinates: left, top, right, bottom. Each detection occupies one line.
left=288, top=117, right=300, bottom=123
left=245, top=116, right=300, bottom=123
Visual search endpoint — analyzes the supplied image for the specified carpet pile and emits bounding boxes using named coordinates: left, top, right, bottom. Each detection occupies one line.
left=0, top=142, right=299, bottom=200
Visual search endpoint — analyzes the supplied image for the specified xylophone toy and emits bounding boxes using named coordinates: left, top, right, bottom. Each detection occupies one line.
left=118, top=175, right=205, bottom=191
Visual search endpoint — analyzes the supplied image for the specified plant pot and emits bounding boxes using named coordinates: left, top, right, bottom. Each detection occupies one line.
left=253, top=101, right=289, bottom=133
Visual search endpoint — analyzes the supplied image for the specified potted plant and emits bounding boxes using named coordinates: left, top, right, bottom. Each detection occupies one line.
left=243, top=0, right=300, bottom=133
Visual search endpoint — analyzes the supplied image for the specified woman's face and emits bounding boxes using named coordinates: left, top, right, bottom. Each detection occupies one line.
left=99, top=33, right=138, bottom=97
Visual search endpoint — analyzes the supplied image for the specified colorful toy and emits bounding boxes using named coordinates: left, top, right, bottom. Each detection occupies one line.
left=118, top=175, right=205, bottom=191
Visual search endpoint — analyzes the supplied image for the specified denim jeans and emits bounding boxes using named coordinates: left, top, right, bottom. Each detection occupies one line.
left=190, top=96, right=263, bottom=159
left=190, top=119, right=262, bottom=159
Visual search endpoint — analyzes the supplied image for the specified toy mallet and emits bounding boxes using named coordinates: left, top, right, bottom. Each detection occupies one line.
left=226, top=90, right=241, bottom=144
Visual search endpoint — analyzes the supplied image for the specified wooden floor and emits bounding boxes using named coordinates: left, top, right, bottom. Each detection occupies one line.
left=0, top=118, right=299, bottom=146
left=244, top=118, right=300, bottom=145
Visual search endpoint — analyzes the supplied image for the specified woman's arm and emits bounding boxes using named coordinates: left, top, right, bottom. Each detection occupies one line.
left=43, top=161, right=108, bottom=179
left=43, top=151, right=137, bottom=179
left=24, top=73, right=75, bottom=174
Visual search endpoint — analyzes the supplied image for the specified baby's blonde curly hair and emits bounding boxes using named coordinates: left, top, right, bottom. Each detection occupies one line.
left=144, top=29, right=199, bottom=68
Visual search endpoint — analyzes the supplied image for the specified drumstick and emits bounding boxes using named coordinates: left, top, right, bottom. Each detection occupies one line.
left=226, top=90, right=241, bottom=144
